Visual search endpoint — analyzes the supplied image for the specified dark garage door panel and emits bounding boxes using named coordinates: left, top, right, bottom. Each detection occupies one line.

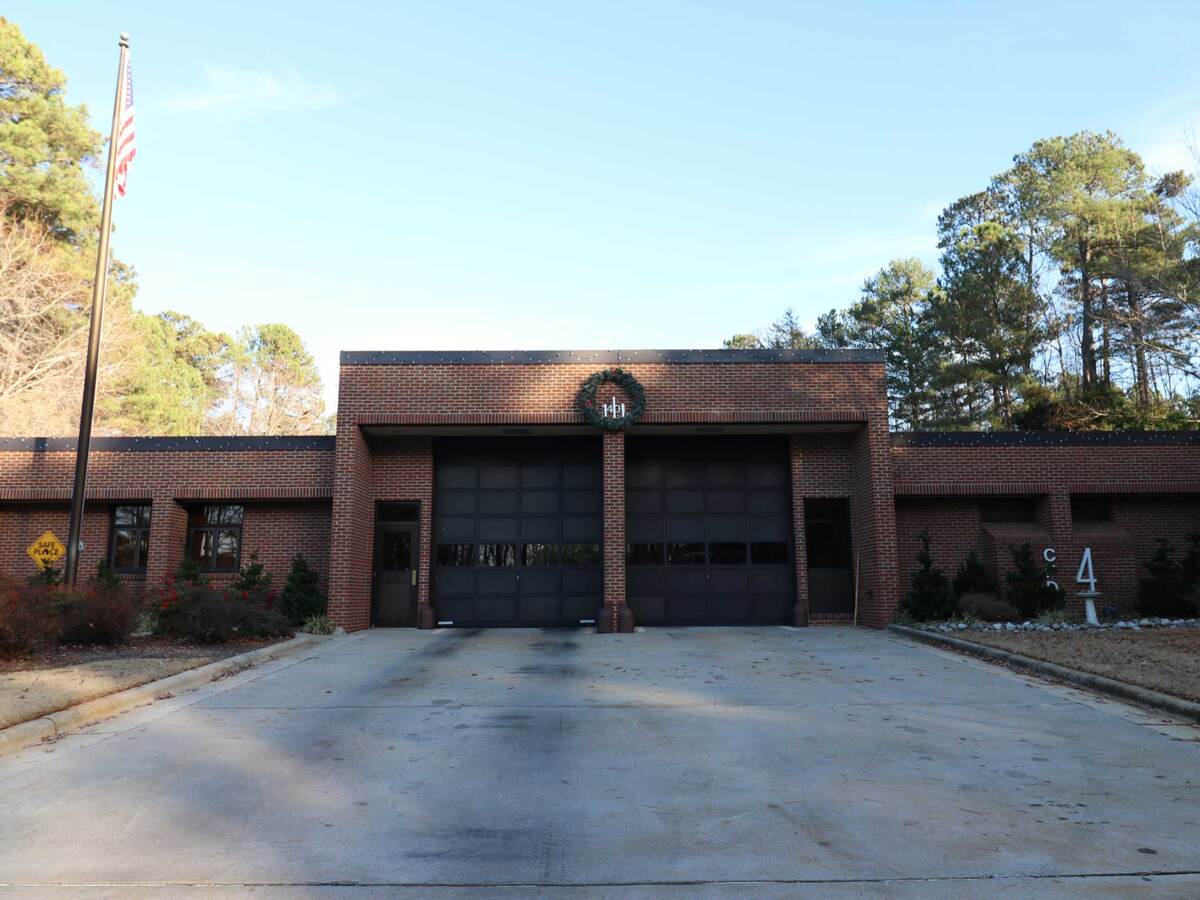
left=625, top=436, right=795, bottom=625
left=432, top=438, right=602, bottom=627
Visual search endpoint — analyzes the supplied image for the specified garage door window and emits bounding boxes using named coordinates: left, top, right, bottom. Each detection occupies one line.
left=708, top=542, right=747, bottom=564
left=627, top=542, right=664, bottom=565
left=667, top=542, right=705, bottom=565
left=436, top=543, right=474, bottom=566
left=561, top=543, right=601, bottom=565
left=751, top=542, right=789, bottom=564
left=476, top=543, right=516, bottom=566
left=522, top=543, right=559, bottom=566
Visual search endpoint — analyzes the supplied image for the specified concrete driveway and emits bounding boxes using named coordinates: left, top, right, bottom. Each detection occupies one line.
left=1, top=627, right=1198, bottom=898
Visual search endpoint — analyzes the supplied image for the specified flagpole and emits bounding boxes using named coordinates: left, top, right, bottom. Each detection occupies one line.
left=64, top=33, right=130, bottom=589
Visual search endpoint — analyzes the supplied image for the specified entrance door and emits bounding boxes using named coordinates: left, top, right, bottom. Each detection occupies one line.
left=373, top=521, right=418, bottom=626
left=805, top=498, right=855, bottom=620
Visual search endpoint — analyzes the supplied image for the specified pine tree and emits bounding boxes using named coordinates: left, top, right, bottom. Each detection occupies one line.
left=902, top=531, right=955, bottom=621
left=280, top=554, right=327, bottom=625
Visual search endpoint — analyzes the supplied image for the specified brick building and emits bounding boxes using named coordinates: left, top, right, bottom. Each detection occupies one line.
left=1, top=349, right=1197, bottom=631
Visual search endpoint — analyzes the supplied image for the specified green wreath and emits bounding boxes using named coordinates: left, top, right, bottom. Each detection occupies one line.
left=578, top=367, right=646, bottom=431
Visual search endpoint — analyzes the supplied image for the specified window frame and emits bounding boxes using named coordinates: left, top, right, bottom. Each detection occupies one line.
left=187, top=504, right=245, bottom=573
left=109, top=504, right=152, bottom=574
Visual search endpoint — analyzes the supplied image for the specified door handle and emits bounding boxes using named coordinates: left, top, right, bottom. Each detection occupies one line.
left=411, top=569, right=417, bottom=586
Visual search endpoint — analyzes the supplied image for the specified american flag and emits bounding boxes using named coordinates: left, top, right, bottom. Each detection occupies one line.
left=114, top=52, right=136, bottom=197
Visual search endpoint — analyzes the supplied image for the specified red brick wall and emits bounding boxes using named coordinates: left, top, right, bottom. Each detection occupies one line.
left=892, top=439, right=1200, bottom=617
left=337, top=360, right=886, bottom=426
left=601, top=431, right=628, bottom=632
left=0, top=499, right=331, bottom=595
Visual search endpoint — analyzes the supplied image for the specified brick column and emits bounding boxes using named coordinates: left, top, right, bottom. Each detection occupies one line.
left=329, top=425, right=373, bottom=631
left=147, top=495, right=187, bottom=586
left=598, top=430, right=633, bottom=633
left=789, top=435, right=809, bottom=626
left=848, top=417, right=900, bottom=627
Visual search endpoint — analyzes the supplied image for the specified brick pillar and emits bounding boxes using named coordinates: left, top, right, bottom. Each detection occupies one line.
left=848, top=417, right=900, bottom=627
left=598, top=430, right=633, bottom=633
left=147, top=495, right=187, bottom=586
left=329, top=425, right=373, bottom=631
left=789, top=435, right=809, bottom=626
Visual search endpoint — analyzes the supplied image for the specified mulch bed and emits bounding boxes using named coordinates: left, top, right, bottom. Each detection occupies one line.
left=0, top=635, right=273, bottom=675
left=961, top=628, right=1200, bottom=704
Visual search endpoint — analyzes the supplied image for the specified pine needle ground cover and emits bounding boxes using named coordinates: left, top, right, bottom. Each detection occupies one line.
left=962, top=628, right=1200, bottom=704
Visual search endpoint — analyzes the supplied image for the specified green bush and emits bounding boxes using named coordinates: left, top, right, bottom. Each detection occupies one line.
left=157, top=585, right=292, bottom=644
left=55, top=581, right=141, bottom=645
left=953, top=551, right=995, bottom=597
left=1004, top=543, right=1064, bottom=619
left=901, top=530, right=955, bottom=621
left=957, top=591, right=1018, bottom=622
left=1137, top=537, right=1199, bottom=618
left=281, top=554, right=327, bottom=625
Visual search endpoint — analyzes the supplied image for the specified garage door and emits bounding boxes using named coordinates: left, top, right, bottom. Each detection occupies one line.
left=625, top=436, right=795, bottom=625
left=432, top=437, right=603, bottom=627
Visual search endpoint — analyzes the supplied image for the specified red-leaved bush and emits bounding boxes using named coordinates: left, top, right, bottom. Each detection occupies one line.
left=0, top=578, right=57, bottom=657
left=55, top=583, right=142, bottom=645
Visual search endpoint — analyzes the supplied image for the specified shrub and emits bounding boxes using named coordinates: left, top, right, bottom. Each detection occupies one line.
left=1137, top=539, right=1196, bottom=618
left=0, top=579, right=56, bottom=657
left=957, top=591, right=1018, bottom=622
left=94, top=560, right=121, bottom=591
left=301, top=614, right=335, bottom=635
left=1005, top=543, right=1064, bottom=619
left=901, top=530, right=955, bottom=621
left=953, top=551, right=995, bottom=597
left=281, top=554, right=327, bottom=625
left=158, top=585, right=292, bottom=644
left=28, top=564, right=61, bottom=587
left=174, top=556, right=208, bottom=587
left=55, top=583, right=141, bottom=645
left=233, top=552, right=272, bottom=599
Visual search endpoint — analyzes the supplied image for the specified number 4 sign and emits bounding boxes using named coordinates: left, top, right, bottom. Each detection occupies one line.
left=1076, top=547, right=1097, bottom=593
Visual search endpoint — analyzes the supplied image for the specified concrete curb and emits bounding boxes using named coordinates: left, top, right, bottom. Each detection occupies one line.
left=0, top=632, right=328, bottom=759
left=888, top=624, right=1200, bottom=724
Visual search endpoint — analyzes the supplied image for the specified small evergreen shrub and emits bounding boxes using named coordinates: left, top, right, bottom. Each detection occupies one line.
left=94, top=560, right=122, bottom=592
left=281, top=554, right=327, bottom=625
left=953, top=551, right=995, bottom=597
left=901, top=530, right=955, bottom=621
left=1004, top=543, right=1064, bottom=619
left=1136, top=538, right=1198, bottom=618
left=233, top=551, right=272, bottom=599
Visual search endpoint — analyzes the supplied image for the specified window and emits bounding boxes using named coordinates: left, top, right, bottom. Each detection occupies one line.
left=708, top=542, right=747, bottom=565
left=378, top=502, right=419, bottom=522
left=110, top=504, right=150, bottom=573
left=436, top=543, right=474, bottom=567
left=751, top=542, right=789, bottom=565
left=979, top=498, right=1036, bottom=523
left=379, top=530, right=412, bottom=571
left=522, top=543, right=559, bottom=566
left=626, top=542, right=664, bottom=565
left=560, top=543, right=601, bottom=566
left=188, top=505, right=244, bottom=571
left=667, top=542, right=705, bottom=565
left=476, top=543, right=516, bottom=567
left=1071, top=497, right=1111, bottom=523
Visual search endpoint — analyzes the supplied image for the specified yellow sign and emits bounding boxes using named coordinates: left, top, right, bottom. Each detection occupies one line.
left=27, top=530, right=66, bottom=569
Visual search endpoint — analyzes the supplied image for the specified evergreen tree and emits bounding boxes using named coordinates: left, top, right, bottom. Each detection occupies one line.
left=1004, top=543, right=1064, bottom=618
left=280, top=554, right=327, bottom=625
left=902, top=530, right=955, bottom=621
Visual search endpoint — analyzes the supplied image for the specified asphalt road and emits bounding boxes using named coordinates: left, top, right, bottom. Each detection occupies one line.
left=1, top=626, right=1198, bottom=898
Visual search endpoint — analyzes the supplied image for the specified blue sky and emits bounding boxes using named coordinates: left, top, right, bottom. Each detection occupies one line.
left=8, top=1, right=1200, bottom=410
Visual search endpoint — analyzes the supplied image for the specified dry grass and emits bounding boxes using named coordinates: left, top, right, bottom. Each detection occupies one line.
left=964, top=628, right=1200, bottom=704
left=0, top=636, right=277, bottom=729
